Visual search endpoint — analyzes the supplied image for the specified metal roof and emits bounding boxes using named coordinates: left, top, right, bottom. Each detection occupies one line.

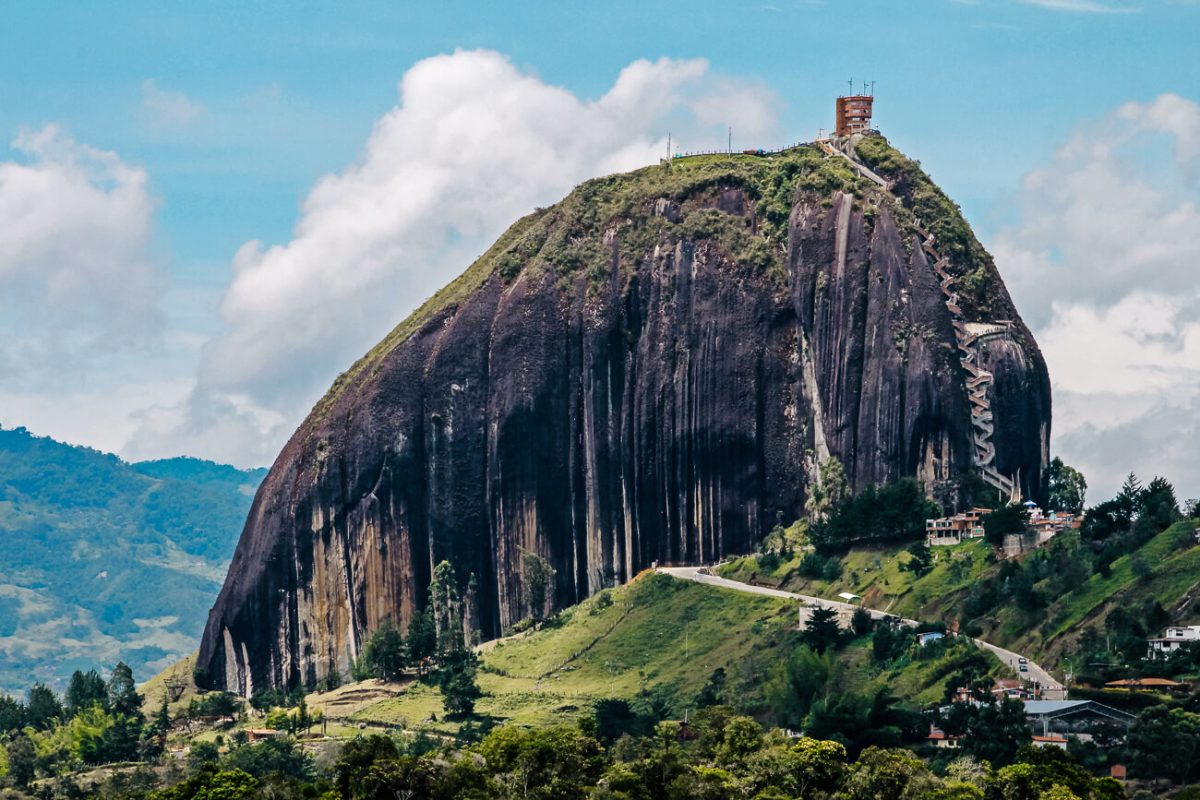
left=1023, top=700, right=1135, bottom=722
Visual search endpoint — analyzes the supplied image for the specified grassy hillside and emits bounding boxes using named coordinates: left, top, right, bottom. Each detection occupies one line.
left=0, top=426, right=265, bottom=694
left=718, top=519, right=1200, bottom=674
left=719, top=538, right=994, bottom=620
left=321, top=571, right=1005, bottom=738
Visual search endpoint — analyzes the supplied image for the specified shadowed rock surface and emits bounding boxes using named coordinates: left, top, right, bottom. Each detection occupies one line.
left=198, top=139, right=1050, bottom=694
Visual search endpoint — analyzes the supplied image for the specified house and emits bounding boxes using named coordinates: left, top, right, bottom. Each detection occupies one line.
left=1147, top=625, right=1200, bottom=657
left=245, top=728, right=285, bottom=743
left=917, top=632, right=945, bottom=646
left=1031, top=734, right=1069, bottom=749
left=926, top=508, right=991, bottom=546
left=992, top=679, right=1031, bottom=701
left=926, top=727, right=963, bottom=749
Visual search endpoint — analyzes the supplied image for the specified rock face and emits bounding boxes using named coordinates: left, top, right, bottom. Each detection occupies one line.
left=198, top=140, right=1050, bottom=694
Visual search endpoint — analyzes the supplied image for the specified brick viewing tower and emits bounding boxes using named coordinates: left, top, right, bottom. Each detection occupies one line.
left=835, top=93, right=874, bottom=136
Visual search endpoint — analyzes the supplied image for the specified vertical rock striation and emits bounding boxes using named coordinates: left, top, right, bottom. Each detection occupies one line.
left=198, top=140, right=1050, bottom=694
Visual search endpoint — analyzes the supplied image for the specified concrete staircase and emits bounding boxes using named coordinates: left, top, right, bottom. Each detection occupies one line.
left=815, top=136, right=1017, bottom=499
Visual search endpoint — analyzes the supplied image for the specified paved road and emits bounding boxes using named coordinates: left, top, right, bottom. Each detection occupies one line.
left=659, top=566, right=1065, bottom=700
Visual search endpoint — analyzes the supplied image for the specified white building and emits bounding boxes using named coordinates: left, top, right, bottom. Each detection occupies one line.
left=1147, top=625, right=1200, bottom=657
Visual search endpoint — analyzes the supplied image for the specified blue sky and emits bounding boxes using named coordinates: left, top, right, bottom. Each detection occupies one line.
left=1, top=0, right=1198, bottom=501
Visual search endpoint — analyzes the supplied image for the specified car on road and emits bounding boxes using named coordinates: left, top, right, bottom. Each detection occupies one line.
left=1019, top=664, right=1029, bottom=672
left=1018, top=657, right=1028, bottom=664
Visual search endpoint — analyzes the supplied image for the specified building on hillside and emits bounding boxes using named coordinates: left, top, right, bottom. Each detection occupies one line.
left=992, top=679, right=1032, bottom=701
left=926, top=508, right=991, bottom=546
left=999, top=503, right=1080, bottom=558
left=1031, top=734, right=1069, bottom=749
left=1147, top=625, right=1200, bottom=658
left=1022, top=700, right=1135, bottom=740
left=926, top=727, right=963, bottom=749
left=835, top=94, right=874, bottom=136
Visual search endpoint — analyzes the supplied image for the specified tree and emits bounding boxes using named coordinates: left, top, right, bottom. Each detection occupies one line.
left=963, top=697, right=1031, bottom=767
left=983, top=504, right=1029, bottom=547
left=593, top=698, right=650, bottom=744
left=851, top=607, right=875, bottom=637
left=429, top=560, right=462, bottom=655
left=478, top=724, right=605, bottom=799
left=405, top=606, right=437, bottom=667
left=805, top=456, right=849, bottom=521
left=521, top=548, right=556, bottom=623
left=839, top=746, right=937, bottom=800
left=765, top=646, right=836, bottom=729
left=221, top=736, right=313, bottom=781
left=695, top=668, right=728, bottom=708
left=363, top=617, right=407, bottom=681
left=1129, top=705, right=1200, bottom=784
left=153, top=692, right=172, bottom=736
left=439, top=650, right=482, bottom=718
left=5, top=733, right=36, bottom=787
left=192, top=768, right=260, bottom=800
left=65, top=669, right=109, bottom=717
left=25, top=682, right=63, bottom=730
left=802, top=606, right=843, bottom=654
left=107, top=661, right=143, bottom=718
left=0, top=694, right=24, bottom=732
left=1045, top=458, right=1087, bottom=514
left=905, top=541, right=932, bottom=576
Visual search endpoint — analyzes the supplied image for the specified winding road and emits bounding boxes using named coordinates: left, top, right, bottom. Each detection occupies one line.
left=658, top=566, right=1065, bottom=700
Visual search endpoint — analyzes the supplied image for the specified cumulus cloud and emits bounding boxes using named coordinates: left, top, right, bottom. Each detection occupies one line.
left=140, top=80, right=205, bottom=131
left=0, top=126, right=163, bottom=386
left=991, top=94, right=1200, bottom=500
left=124, top=50, right=784, bottom=465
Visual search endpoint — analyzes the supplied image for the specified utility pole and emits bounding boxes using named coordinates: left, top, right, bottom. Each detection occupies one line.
left=728, top=126, right=732, bottom=154
left=667, top=132, right=671, bottom=161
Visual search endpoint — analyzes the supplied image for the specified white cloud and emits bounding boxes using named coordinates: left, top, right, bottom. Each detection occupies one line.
left=140, top=80, right=205, bottom=130
left=991, top=94, right=1200, bottom=501
left=0, top=125, right=163, bottom=387
left=1017, top=0, right=1139, bottom=12
left=125, top=50, right=784, bottom=466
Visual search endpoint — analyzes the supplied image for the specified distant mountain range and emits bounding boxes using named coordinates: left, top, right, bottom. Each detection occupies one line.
left=0, top=426, right=264, bottom=694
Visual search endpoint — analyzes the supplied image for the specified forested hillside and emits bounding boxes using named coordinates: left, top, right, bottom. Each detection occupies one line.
left=0, top=427, right=264, bottom=694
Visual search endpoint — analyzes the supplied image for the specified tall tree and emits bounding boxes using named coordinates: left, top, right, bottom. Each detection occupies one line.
left=25, top=683, right=63, bottom=730
left=107, top=662, right=143, bottom=718
left=438, top=650, right=482, bottom=718
left=802, top=607, right=843, bottom=654
left=428, top=560, right=461, bottom=656
left=520, top=548, right=555, bottom=622
left=0, top=694, right=24, bottom=732
left=1045, top=458, right=1087, bottom=514
left=405, top=606, right=437, bottom=668
left=363, top=618, right=407, bottom=681
left=65, top=668, right=109, bottom=717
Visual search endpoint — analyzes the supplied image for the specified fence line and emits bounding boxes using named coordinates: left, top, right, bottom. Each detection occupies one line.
left=669, top=140, right=818, bottom=160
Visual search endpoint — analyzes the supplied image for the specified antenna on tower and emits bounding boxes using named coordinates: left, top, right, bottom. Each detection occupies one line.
left=847, top=78, right=854, bottom=95
left=870, top=80, right=876, bottom=97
